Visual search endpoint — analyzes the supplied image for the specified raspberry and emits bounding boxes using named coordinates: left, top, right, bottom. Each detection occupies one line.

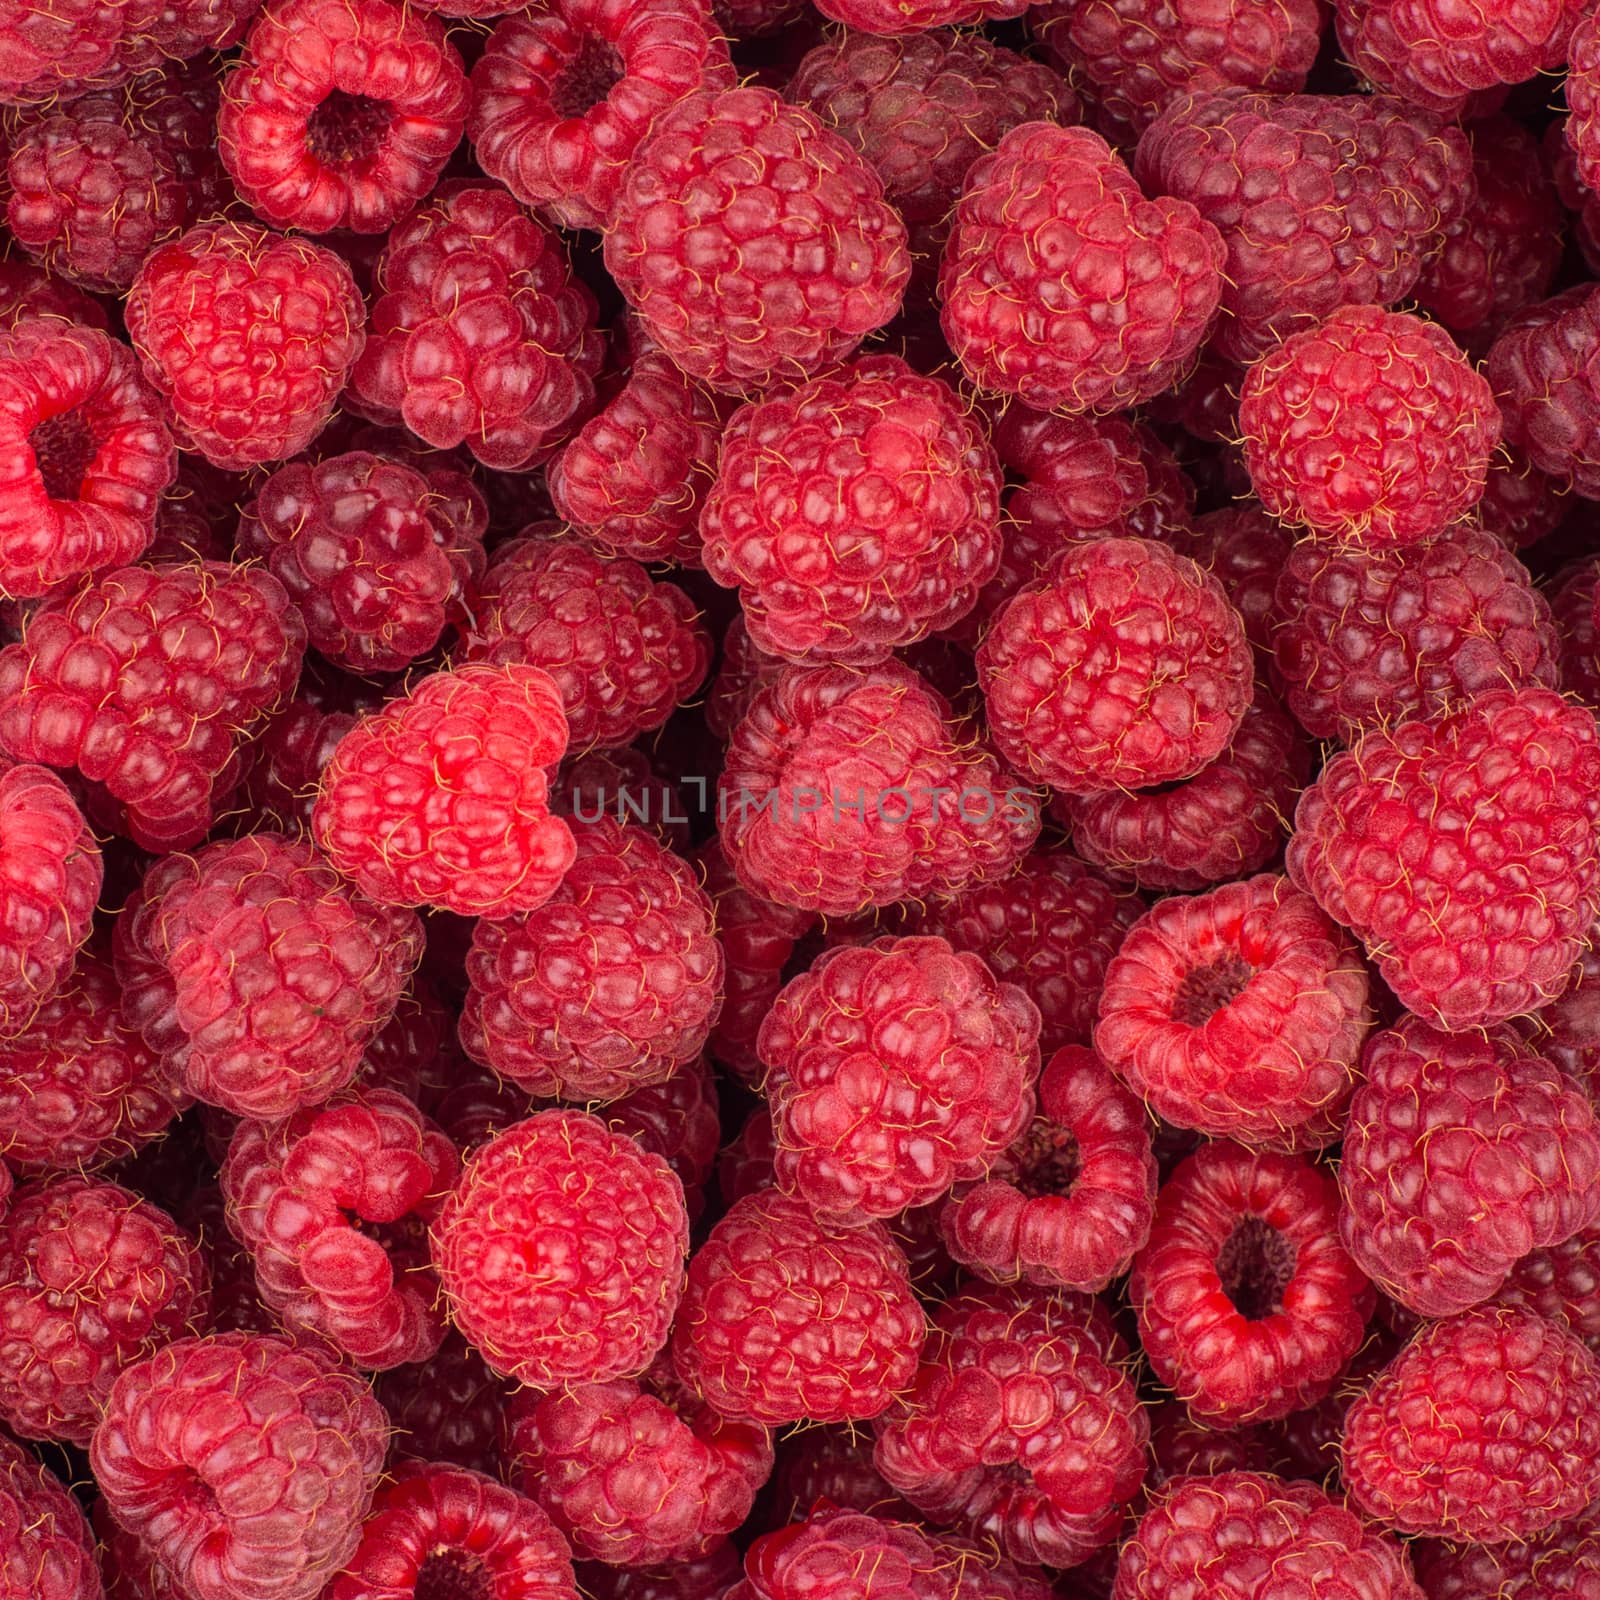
left=603, top=87, right=910, bottom=393
left=717, top=661, right=1039, bottom=916
left=1477, top=447, right=1569, bottom=551
left=873, top=1281, right=1147, bottom=1569
left=977, top=537, right=1253, bottom=795
left=1164, top=505, right=1293, bottom=663
left=1134, top=91, right=1472, bottom=363
left=770, top=1424, right=910, bottom=1522
left=1342, top=1307, right=1600, bottom=1544
left=236, top=449, right=487, bottom=678
left=936, top=1537, right=1058, bottom=1600
left=468, top=0, right=733, bottom=230
left=218, top=0, right=469, bottom=235
left=552, top=743, right=696, bottom=858
left=1148, top=1403, right=1276, bottom=1485
left=941, top=123, right=1224, bottom=414
left=90, top=1331, right=388, bottom=1600
left=311, top=661, right=576, bottom=918
left=0, top=1431, right=99, bottom=1600
left=0, top=0, right=132, bottom=105
left=938, top=1043, right=1157, bottom=1292
left=760, top=935, right=1041, bottom=1224
left=351, top=183, right=603, bottom=470
left=464, top=537, right=710, bottom=750
left=0, top=1176, right=208, bottom=1445
left=1495, top=1224, right=1600, bottom=1352
left=0, top=562, right=304, bottom=851
left=701, top=355, right=1002, bottom=663
left=1553, top=558, right=1600, bottom=708
left=813, top=0, right=1028, bottom=36
left=580, top=1546, right=743, bottom=1600
left=671, top=1188, right=924, bottom=1425
left=460, top=817, right=721, bottom=1103
left=603, top=1057, right=721, bottom=1220
left=377, top=1330, right=512, bottom=1476
left=1270, top=528, right=1560, bottom=742
left=432, top=1108, right=690, bottom=1387
left=1338, top=1018, right=1600, bottom=1318
left=1412, top=1505, right=1600, bottom=1600
left=1114, top=1471, right=1422, bottom=1600
left=126, top=220, right=364, bottom=470
left=1131, top=1141, right=1373, bottom=1424
left=0, top=258, right=108, bottom=332
left=735, top=1509, right=958, bottom=1600
left=1286, top=686, right=1600, bottom=1030
left=0, top=317, right=175, bottom=598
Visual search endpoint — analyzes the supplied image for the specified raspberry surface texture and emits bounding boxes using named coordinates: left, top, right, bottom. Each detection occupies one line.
left=0, top=1431, right=100, bottom=1600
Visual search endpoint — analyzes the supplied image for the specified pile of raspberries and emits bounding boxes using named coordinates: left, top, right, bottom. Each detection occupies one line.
left=14, top=0, right=1600, bottom=1596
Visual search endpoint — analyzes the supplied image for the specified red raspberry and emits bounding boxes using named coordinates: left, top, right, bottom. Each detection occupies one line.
left=705, top=614, right=787, bottom=743
left=1115, top=1471, right=1422, bottom=1600
left=312, top=661, right=576, bottom=918
left=1412, top=1504, right=1600, bottom=1599
left=0, top=562, right=304, bottom=851
left=717, top=661, right=1039, bottom=917
left=977, top=537, right=1253, bottom=795
left=813, top=0, right=1029, bottom=36
left=941, top=123, right=1223, bottom=413
left=432, top=1108, right=690, bottom=1387
left=464, top=537, right=710, bottom=750
left=236, top=449, right=487, bottom=678
left=603, top=87, right=910, bottom=393
left=0, top=1431, right=99, bottom=1600
left=603, top=1057, right=721, bottom=1220
left=1286, top=686, right=1600, bottom=1030
left=126, top=220, right=364, bottom=470
left=1131, top=1140, right=1373, bottom=1424
left=734, top=1509, right=959, bottom=1600
left=1529, top=942, right=1600, bottom=1095
left=701, top=356, right=1002, bottom=664
left=552, top=743, right=695, bottom=857
left=0, top=257, right=108, bottom=331
left=351, top=183, right=602, bottom=470
left=938, top=1043, right=1157, bottom=1292
left=1476, top=447, right=1569, bottom=551
left=460, top=817, right=721, bottom=1103
left=1552, top=558, right=1600, bottom=708
left=1342, top=1307, right=1600, bottom=1544
left=1338, top=1018, right=1600, bottom=1318
left=874, top=1281, right=1147, bottom=1569
left=770, top=1424, right=911, bottom=1522
left=91, top=1331, right=388, bottom=1600
left=0, top=0, right=133, bottom=105
left=579, top=1545, right=743, bottom=1600
left=1147, top=1402, right=1276, bottom=1485
left=468, top=0, right=733, bottom=230
left=235, top=695, right=354, bottom=833
left=1271, top=528, right=1559, bottom=742
left=1134, top=91, right=1472, bottom=363
left=0, top=1176, right=208, bottom=1444
left=671, top=1188, right=924, bottom=1425
left=760, top=934, right=1041, bottom=1225
left=377, top=1330, right=513, bottom=1476
left=1164, top=505, right=1294, bottom=663
left=934, top=1536, right=1058, bottom=1600
left=1495, top=1224, right=1600, bottom=1352
left=218, top=0, right=468, bottom=235
left=119, top=0, right=261, bottom=74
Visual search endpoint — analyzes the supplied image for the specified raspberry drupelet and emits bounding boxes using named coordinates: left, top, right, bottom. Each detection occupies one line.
left=0, top=1430, right=100, bottom=1600
left=432, top=1108, right=690, bottom=1388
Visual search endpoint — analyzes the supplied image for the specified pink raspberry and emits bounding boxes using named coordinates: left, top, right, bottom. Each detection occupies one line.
left=0, top=1176, right=208, bottom=1445
left=1338, top=1018, right=1600, bottom=1318
left=91, top=1331, right=388, bottom=1600
left=126, top=220, right=365, bottom=469
left=874, top=1281, right=1148, bottom=1569
left=1342, top=1307, right=1600, bottom=1544
left=733, top=1509, right=960, bottom=1600
left=760, top=935, right=1041, bottom=1225
left=311, top=661, right=576, bottom=918
left=1287, top=686, right=1600, bottom=1030
left=1411, top=1503, right=1600, bottom=1599
left=812, top=0, right=1029, bottom=37
left=468, top=0, right=733, bottom=230
left=1131, top=1140, right=1373, bottom=1424
left=460, top=817, right=721, bottom=1103
left=0, top=1430, right=100, bottom=1600
left=351, top=183, right=603, bottom=470
left=0, top=257, right=108, bottom=331
left=1495, top=1224, right=1600, bottom=1352
left=977, top=537, right=1253, bottom=795
left=377, top=1330, right=513, bottom=1476
left=432, top=1108, right=690, bottom=1387
left=603, top=87, right=910, bottom=393
left=941, top=123, right=1223, bottom=413
left=551, top=743, right=696, bottom=857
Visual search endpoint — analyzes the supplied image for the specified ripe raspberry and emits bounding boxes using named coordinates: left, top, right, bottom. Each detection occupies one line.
left=0, top=257, right=107, bottom=332
left=1342, top=1307, right=1600, bottom=1544
left=1477, top=447, right=1569, bottom=551
left=1148, top=1403, right=1276, bottom=1485
left=1552, top=558, right=1600, bottom=708
left=378, top=1330, right=512, bottom=1476
left=552, top=743, right=695, bottom=858
left=1164, top=504, right=1293, bottom=663
left=734, top=1509, right=958, bottom=1600
left=813, top=0, right=1028, bottom=36
left=874, top=1280, right=1147, bottom=1569
left=1131, top=1141, right=1373, bottom=1424
left=91, top=1331, right=388, bottom=1600
left=468, top=0, right=733, bottom=230
left=1286, top=686, right=1600, bottom=1030
left=977, top=536, right=1253, bottom=795
left=0, top=1176, right=208, bottom=1445
left=1339, top=1018, right=1600, bottom=1318
left=233, top=694, right=358, bottom=834
left=770, top=1424, right=911, bottom=1523
left=236, top=449, right=487, bottom=678
left=0, top=1431, right=99, bottom=1600
left=579, top=1545, right=743, bottom=1600
left=941, top=123, right=1223, bottom=413
left=1134, top=91, right=1472, bottom=363
left=760, top=934, right=1041, bottom=1225
left=126, top=221, right=364, bottom=470
left=432, top=1108, right=690, bottom=1387
left=603, top=87, right=910, bottom=393
left=939, top=1043, right=1157, bottom=1292
left=603, top=1057, right=720, bottom=1220
left=701, top=356, right=1001, bottom=664
left=717, top=661, right=1039, bottom=916
left=1494, top=1224, right=1600, bottom=1352
left=1412, top=1503, right=1600, bottom=1600
left=464, top=537, right=710, bottom=750
left=351, top=183, right=602, bottom=470
left=312, top=661, right=576, bottom=918
left=1115, top=1472, right=1422, bottom=1600
left=0, top=562, right=304, bottom=851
